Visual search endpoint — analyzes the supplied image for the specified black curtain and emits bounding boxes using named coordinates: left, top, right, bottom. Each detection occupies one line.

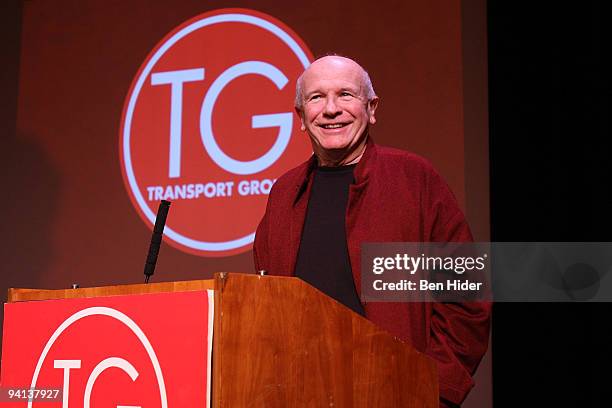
left=489, top=1, right=611, bottom=407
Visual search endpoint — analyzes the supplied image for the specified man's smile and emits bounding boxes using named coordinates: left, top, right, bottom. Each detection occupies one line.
left=318, top=122, right=350, bottom=129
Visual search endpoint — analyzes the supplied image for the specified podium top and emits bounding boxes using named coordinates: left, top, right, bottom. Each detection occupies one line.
left=7, top=278, right=215, bottom=303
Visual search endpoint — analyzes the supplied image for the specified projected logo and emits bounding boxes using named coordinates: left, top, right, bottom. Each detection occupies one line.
left=120, top=9, right=313, bottom=257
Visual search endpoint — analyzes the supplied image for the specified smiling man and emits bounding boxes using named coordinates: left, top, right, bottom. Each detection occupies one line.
left=294, top=56, right=378, bottom=166
left=254, top=56, right=490, bottom=407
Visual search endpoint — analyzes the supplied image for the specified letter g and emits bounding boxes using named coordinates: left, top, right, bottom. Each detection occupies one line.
left=200, top=61, right=292, bottom=175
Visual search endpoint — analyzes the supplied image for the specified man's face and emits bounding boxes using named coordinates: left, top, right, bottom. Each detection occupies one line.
left=296, top=57, right=378, bottom=162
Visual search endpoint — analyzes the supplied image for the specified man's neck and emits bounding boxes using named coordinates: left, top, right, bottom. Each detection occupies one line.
left=316, top=137, right=368, bottom=167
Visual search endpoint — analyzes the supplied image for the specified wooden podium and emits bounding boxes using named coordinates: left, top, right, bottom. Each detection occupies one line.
left=5, top=273, right=438, bottom=407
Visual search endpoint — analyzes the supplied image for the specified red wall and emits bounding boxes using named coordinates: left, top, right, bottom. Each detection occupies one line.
left=14, top=0, right=480, bottom=286
left=4, top=0, right=489, bottom=405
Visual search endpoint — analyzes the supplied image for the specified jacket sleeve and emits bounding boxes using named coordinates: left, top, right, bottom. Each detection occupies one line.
left=255, top=177, right=286, bottom=273
left=253, top=199, right=271, bottom=273
left=423, top=167, right=492, bottom=406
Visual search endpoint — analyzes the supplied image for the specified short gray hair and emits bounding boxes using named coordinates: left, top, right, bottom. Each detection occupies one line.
left=294, top=56, right=377, bottom=110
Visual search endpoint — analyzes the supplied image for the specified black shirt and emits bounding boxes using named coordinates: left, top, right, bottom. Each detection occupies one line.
left=294, top=164, right=365, bottom=316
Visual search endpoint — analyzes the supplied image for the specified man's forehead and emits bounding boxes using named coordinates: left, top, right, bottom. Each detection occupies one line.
left=308, top=55, right=363, bottom=71
left=301, top=57, right=365, bottom=91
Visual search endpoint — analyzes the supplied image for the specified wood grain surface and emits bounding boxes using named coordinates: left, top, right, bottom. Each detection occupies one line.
left=7, top=279, right=214, bottom=302
left=213, top=273, right=437, bottom=407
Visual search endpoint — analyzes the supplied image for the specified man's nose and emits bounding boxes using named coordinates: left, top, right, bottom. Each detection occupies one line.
left=323, top=97, right=342, bottom=117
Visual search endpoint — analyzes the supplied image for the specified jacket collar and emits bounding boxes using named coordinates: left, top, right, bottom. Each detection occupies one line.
left=292, top=136, right=377, bottom=205
left=353, top=135, right=376, bottom=185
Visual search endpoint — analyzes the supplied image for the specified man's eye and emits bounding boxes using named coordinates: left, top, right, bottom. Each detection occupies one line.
left=340, top=92, right=353, bottom=98
left=309, top=95, right=321, bottom=101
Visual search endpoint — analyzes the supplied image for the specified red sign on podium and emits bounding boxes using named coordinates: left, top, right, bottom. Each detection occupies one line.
left=0, top=290, right=213, bottom=407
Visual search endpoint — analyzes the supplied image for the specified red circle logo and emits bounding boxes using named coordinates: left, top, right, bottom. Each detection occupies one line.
left=120, top=9, right=313, bottom=257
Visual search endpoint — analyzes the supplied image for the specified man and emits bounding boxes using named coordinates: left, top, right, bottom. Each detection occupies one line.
left=254, top=56, right=490, bottom=407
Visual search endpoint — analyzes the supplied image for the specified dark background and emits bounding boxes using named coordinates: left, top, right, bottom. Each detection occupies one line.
left=489, top=1, right=611, bottom=407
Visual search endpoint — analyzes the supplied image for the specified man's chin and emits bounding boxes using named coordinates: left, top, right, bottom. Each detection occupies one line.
left=308, top=131, right=367, bottom=159
left=320, top=143, right=350, bottom=151
left=315, top=135, right=353, bottom=151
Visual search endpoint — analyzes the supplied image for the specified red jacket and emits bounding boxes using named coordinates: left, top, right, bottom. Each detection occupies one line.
left=254, top=139, right=491, bottom=406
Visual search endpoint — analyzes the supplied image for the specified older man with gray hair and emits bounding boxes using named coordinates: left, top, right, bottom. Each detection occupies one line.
left=254, top=55, right=490, bottom=407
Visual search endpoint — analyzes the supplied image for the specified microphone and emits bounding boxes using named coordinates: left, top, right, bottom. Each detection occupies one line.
left=144, top=200, right=171, bottom=283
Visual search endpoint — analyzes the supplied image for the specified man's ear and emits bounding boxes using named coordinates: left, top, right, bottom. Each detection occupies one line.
left=368, top=97, right=380, bottom=125
left=295, top=107, right=306, bottom=131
